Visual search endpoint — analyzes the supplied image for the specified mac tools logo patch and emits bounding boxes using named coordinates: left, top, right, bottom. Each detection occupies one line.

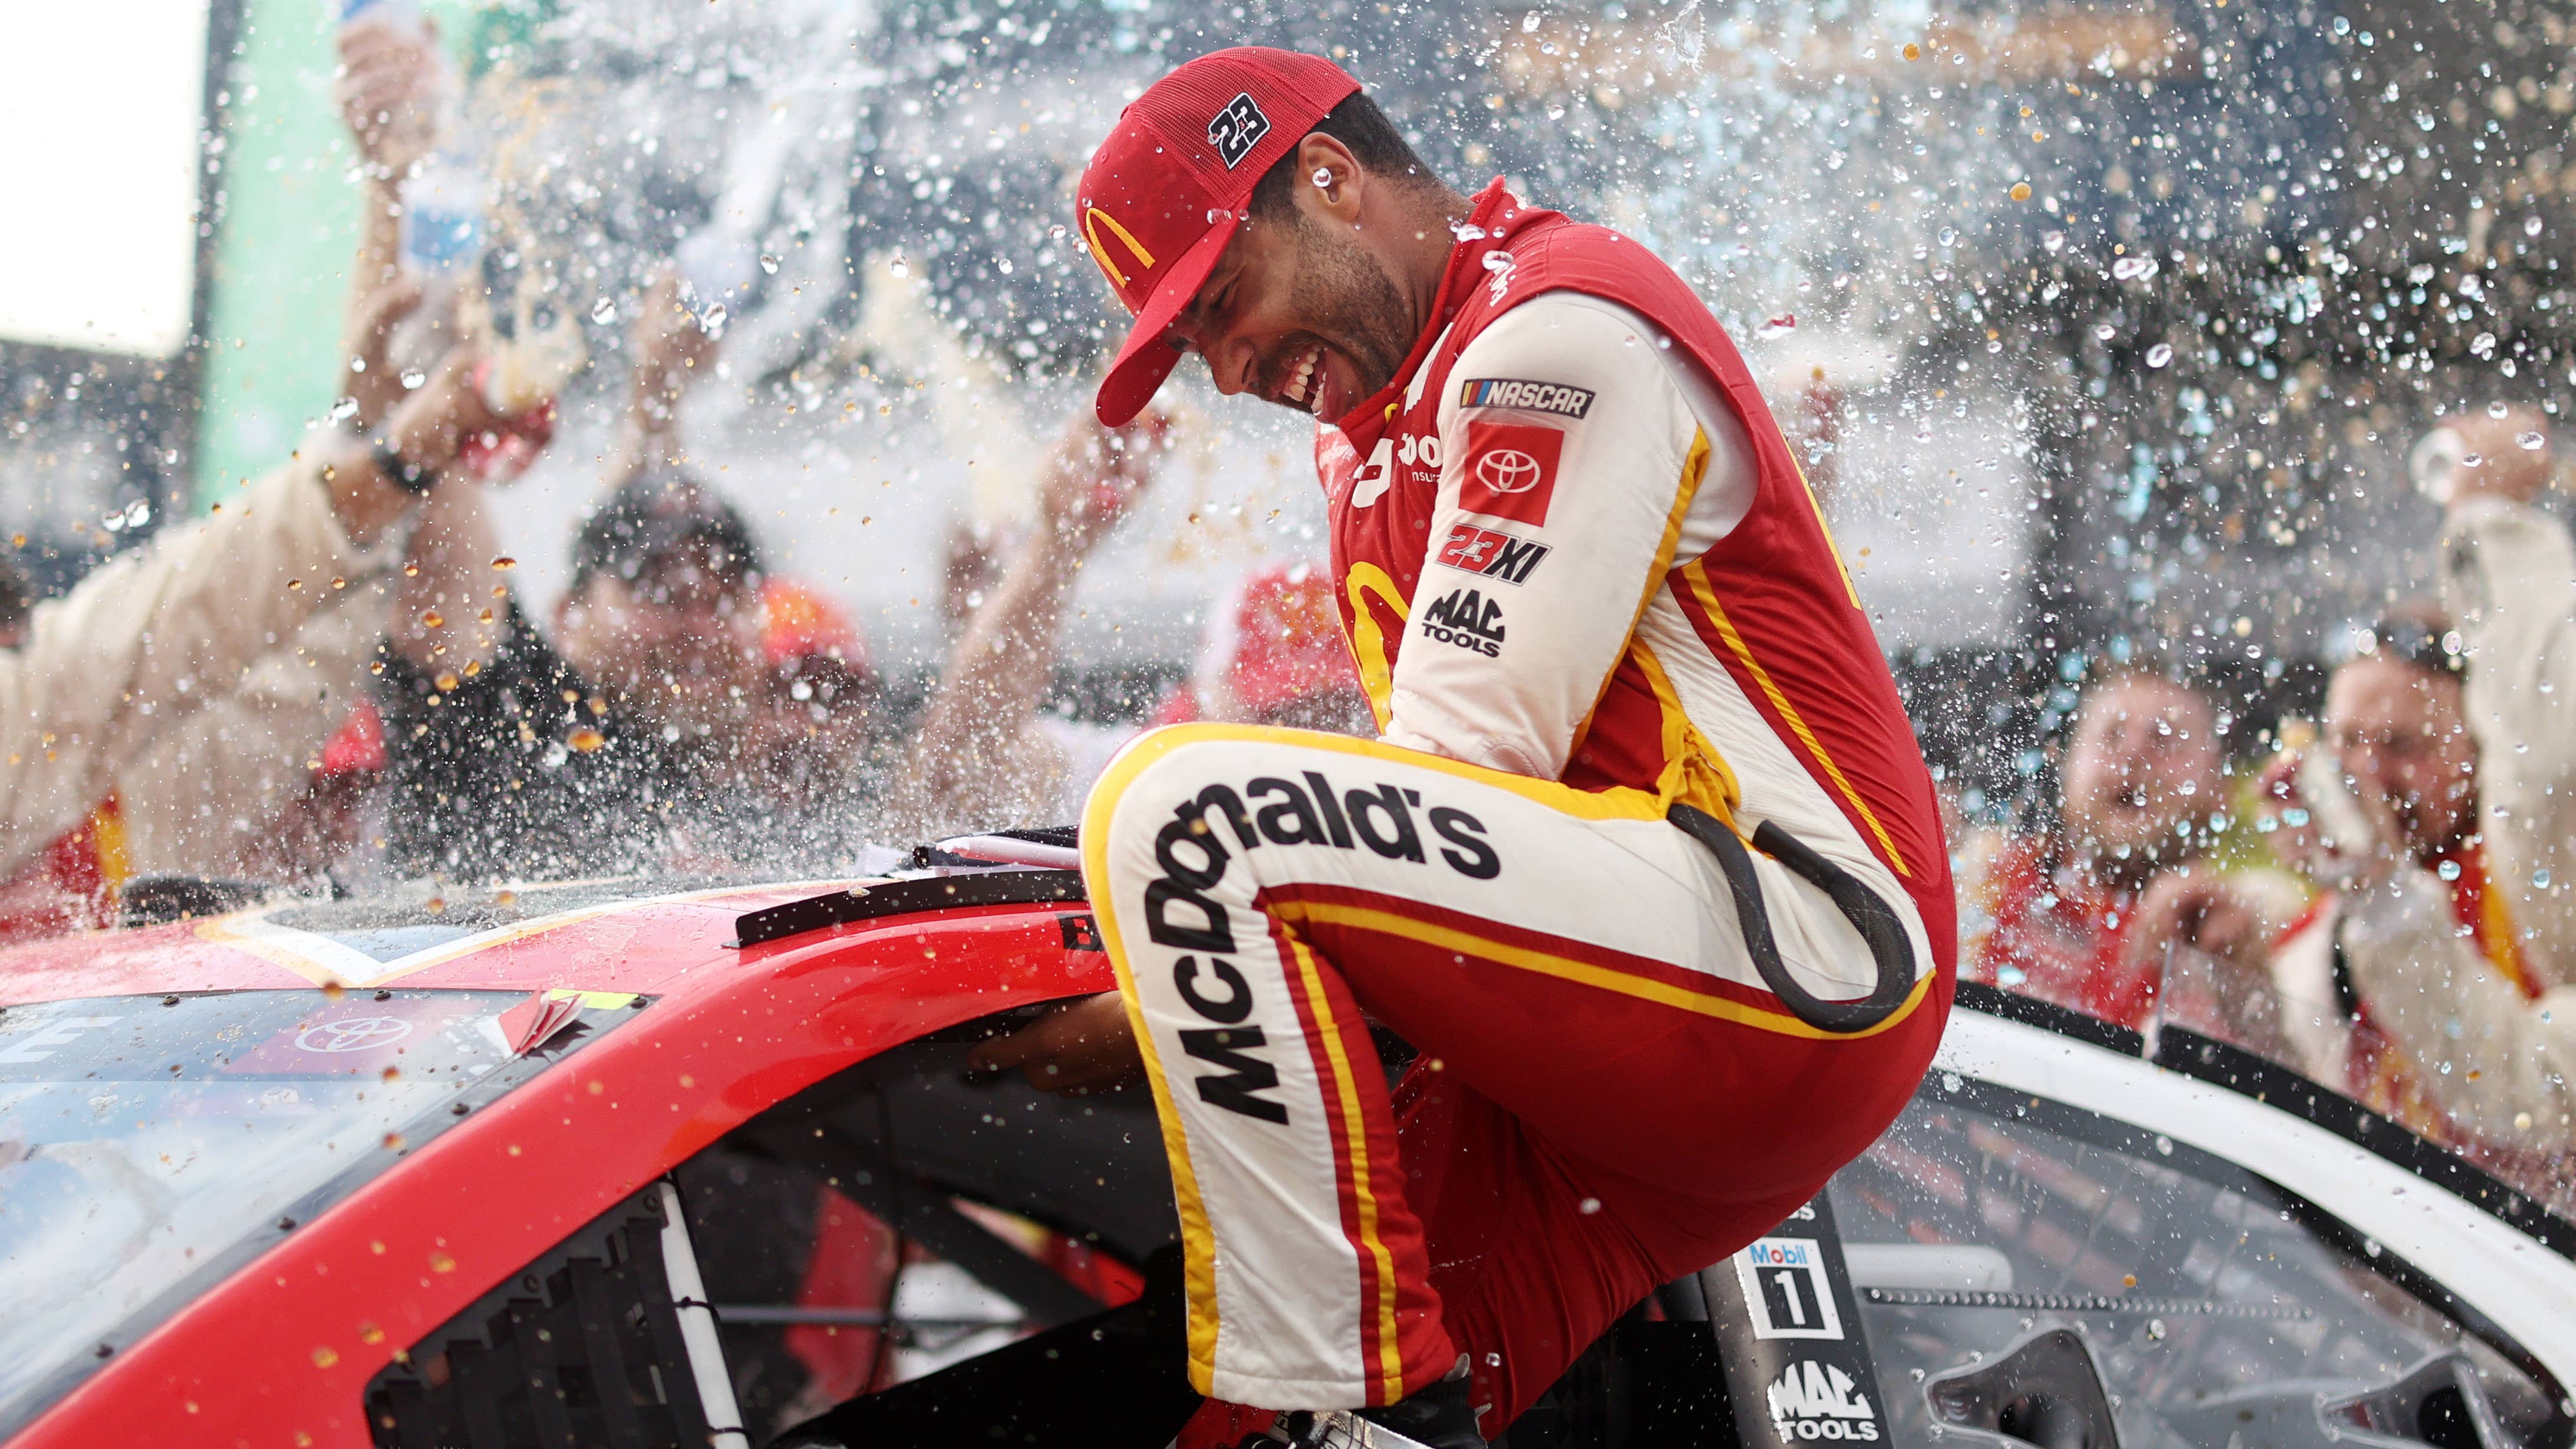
left=1766, top=1360, right=1881, bottom=1442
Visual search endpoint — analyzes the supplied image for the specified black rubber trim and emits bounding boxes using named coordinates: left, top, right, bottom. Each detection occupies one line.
left=1668, top=805, right=1917, bottom=1033
left=1953, top=980, right=2146, bottom=1057
left=2154, top=1025, right=2576, bottom=1263
left=734, top=870, right=1086, bottom=947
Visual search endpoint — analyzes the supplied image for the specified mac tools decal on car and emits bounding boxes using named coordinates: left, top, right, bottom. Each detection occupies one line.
left=1766, top=1360, right=1881, bottom=1442
left=1457, top=421, right=1562, bottom=526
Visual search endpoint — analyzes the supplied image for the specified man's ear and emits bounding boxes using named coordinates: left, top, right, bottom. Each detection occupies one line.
left=1292, top=133, right=1367, bottom=229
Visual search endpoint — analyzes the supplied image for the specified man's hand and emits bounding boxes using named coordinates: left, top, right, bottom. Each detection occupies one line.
left=2127, top=868, right=2289, bottom=1057
left=2128, top=870, right=2264, bottom=972
left=1037, top=409, right=1171, bottom=555
left=2255, top=748, right=2403, bottom=890
left=2445, top=406, right=2554, bottom=508
left=967, top=992, right=1145, bottom=1094
left=324, top=348, right=504, bottom=545
left=630, top=274, right=719, bottom=431
left=336, top=14, right=443, bottom=182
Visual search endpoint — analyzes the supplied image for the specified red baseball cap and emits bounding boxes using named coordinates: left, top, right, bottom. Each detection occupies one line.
left=1077, top=48, right=1361, bottom=426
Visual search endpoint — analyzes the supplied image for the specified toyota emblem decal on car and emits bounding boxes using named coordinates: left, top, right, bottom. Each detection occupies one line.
left=1475, top=447, right=1545, bottom=494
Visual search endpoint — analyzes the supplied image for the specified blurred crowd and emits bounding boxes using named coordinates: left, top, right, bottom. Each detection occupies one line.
left=2, top=14, right=2575, bottom=1213
left=1952, top=402, right=2576, bottom=1204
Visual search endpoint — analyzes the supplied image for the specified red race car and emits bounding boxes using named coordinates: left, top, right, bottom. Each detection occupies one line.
left=6, top=840, right=2574, bottom=1449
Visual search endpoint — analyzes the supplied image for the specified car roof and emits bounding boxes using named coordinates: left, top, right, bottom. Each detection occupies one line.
left=6, top=873, right=2572, bottom=1345
left=0, top=875, right=868, bottom=1007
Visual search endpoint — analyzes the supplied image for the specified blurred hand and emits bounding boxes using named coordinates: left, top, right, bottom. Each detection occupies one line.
left=383, top=349, right=507, bottom=478
left=2254, top=749, right=2403, bottom=889
left=2128, top=870, right=2265, bottom=974
left=967, top=992, right=1144, bottom=1094
left=336, top=14, right=443, bottom=181
left=340, top=268, right=426, bottom=431
left=2127, top=870, right=2287, bottom=1054
left=2445, top=406, right=2554, bottom=508
left=630, top=273, right=719, bottom=429
left=1039, top=408, right=1171, bottom=554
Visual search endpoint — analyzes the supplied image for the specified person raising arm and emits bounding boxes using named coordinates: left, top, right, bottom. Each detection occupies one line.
left=0, top=350, right=500, bottom=888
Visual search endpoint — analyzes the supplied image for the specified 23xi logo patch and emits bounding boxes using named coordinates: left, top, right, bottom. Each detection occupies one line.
left=1457, top=422, right=1563, bottom=525
left=1208, top=93, right=1271, bottom=169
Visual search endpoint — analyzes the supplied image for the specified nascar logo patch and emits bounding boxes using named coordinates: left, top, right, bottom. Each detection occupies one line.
left=1457, top=376, right=1595, bottom=419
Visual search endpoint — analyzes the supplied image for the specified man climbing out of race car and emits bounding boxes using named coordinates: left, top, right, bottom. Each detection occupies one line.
left=972, top=49, right=1955, bottom=1448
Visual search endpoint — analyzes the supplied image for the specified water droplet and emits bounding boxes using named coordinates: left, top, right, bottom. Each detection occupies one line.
left=1756, top=314, right=1797, bottom=339
left=2094, top=323, right=2117, bottom=341
left=2042, top=231, right=2066, bottom=253
left=591, top=297, right=617, bottom=325
left=1449, top=221, right=1488, bottom=241
left=2145, top=343, right=2174, bottom=368
left=2528, top=216, right=2546, bottom=236
left=399, top=368, right=426, bottom=390
left=2009, top=182, right=2032, bottom=202
left=888, top=254, right=909, bottom=278
left=311, top=1346, right=339, bottom=1369
left=1902, top=41, right=1921, bottom=60
left=2111, top=254, right=2160, bottom=281
left=569, top=728, right=607, bottom=754
left=491, top=556, right=517, bottom=570
left=2521, top=432, right=2547, bottom=451
left=2146, top=1319, right=2167, bottom=1340
left=1578, top=1196, right=1602, bottom=1214
left=1312, top=167, right=1332, bottom=189
left=1936, top=226, right=1958, bottom=247
left=701, top=303, right=728, bottom=333
left=326, top=396, right=359, bottom=423
left=758, top=254, right=779, bottom=275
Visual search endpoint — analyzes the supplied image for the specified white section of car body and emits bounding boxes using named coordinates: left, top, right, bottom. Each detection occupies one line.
left=1841, top=1243, right=2016, bottom=1293
left=655, top=1180, right=751, bottom=1449
left=1936, top=1010, right=2576, bottom=1374
left=939, top=834, right=1085, bottom=871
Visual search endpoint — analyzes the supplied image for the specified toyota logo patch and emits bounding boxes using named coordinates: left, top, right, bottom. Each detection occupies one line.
left=1457, top=421, right=1564, bottom=525
left=1474, top=447, right=1545, bottom=494
left=296, top=1016, right=414, bottom=1053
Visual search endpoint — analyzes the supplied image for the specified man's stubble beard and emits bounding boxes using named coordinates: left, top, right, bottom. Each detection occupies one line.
left=1289, top=212, right=1417, bottom=403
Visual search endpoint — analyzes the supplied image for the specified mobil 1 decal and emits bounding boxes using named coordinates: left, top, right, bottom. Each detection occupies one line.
left=1703, top=1192, right=1887, bottom=1446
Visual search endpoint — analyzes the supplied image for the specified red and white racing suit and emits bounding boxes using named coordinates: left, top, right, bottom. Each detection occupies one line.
left=1082, top=182, right=1955, bottom=1428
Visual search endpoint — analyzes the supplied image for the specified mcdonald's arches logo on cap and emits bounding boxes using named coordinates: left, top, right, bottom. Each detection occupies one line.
left=1084, top=207, right=1158, bottom=290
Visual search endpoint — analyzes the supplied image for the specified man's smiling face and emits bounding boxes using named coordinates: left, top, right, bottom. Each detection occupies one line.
left=1165, top=157, right=1419, bottom=425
